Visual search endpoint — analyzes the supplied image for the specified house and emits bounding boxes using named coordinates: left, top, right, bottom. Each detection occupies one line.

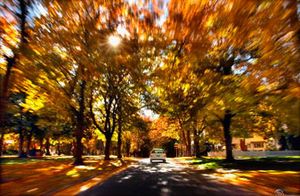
left=232, top=134, right=277, bottom=151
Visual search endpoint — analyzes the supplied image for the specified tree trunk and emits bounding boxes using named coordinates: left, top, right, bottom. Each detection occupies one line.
left=0, top=132, right=5, bottom=156
left=18, top=128, right=26, bottom=158
left=192, top=116, right=201, bottom=158
left=223, top=110, right=234, bottom=161
left=73, top=115, right=84, bottom=165
left=125, top=140, right=130, bottom=157
left=45, top=137, right=51, bottom=155
left=186, top=129, right=192, bottom=156
left=0, top=60, right=14, bottom=129
left=26, top=130, right=33, bottom=155
left=117, top=129, right=122, bottom=158
left=180, top=129, right=187, bottom=156
left=57, top=142, right=61, bottom=155
left=104, top=135, right=112, bottom=160
left=73, top=80, right=86, bottom=165
left=73, top=128, right=84, bottom=165
left=117, top=109, right=122, bottom=159
left=193, top=128, right=200, bottom=158
left=180, top=146, right=183, bottom=157
left=39, top=138, right=44, bottom=150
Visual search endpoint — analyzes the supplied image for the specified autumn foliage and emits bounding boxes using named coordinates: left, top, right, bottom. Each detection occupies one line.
left=0, top=0, right=299, bottom=163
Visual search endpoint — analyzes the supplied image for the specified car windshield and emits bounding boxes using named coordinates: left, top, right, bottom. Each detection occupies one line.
left=152, top=149, right=164, bottom=153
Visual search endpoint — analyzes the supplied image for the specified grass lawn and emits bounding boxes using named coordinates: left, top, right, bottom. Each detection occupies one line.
left=0, top=156, right=137, bottom=195
left=0, top=156, right=72, bottom=165
left=177, top=156, right=300, bottom=195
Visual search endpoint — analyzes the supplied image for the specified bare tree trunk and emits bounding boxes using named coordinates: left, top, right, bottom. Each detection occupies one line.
left=186, top=129, right=192, bottom=156
left=39, top=138, right=43, bottom=150
left=45, top=137, right=51, bottom=155
left=73, top=80, right=86, bottom=165
left=0, top=59, right=14, bottom=129
left=104, top=135, right=112, bottom=160
left=26, top=130, right=33, bottom=155
left=117, top=123, right=122, bottom=159
left=57, top=141, right=61, bottom=155
left=193, top=128, right=200, bottom=158
left=117, top=105, right=122, bottom=159
left=73, top=128, right=84, bottom=164
left=192, top=115, right=201, bottom=158
left=180, top=129, right=187, bottom=156
left=18, top=128, right=26, bottom=158
left=223, top=110, right=234, bottom=161
left=125, top=140, right=130, bottom=157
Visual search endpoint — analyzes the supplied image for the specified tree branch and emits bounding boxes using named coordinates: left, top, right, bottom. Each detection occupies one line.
left=89, top=91, right=104, bottom=134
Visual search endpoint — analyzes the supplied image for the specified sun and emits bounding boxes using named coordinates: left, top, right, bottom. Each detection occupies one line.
left=108, top=35, right=121, bottom=47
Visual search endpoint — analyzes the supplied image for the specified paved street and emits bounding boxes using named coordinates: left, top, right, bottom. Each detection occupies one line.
left=80, top=159, right=256, bottom=196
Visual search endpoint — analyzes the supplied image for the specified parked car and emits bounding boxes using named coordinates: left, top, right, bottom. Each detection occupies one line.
left=150, top=148, right=166, bottom=163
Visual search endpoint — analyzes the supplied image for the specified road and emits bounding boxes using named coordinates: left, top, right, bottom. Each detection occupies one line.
left=80, top=158, right=256, bottom=196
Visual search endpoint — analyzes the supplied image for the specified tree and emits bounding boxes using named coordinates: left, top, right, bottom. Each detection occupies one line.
left=8, top=92, right=28, bottom=157
left=0, top=0, right=32, bottom=132
left=165, top=0, right=299, bottom=161
left=89, top=67, right=122, bottom=160
left=86, top=0, right=164, bottom=160
left=2, top=0, right=297, bottom=163
left=6, top=92, right=37, bottom=157
left=28, top=0, right=162, bottom=162
left=26, top=0, right=110, bottom=164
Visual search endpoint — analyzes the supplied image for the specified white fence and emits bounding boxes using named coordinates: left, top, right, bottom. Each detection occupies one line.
left=208, top=150, right=300, bottom=157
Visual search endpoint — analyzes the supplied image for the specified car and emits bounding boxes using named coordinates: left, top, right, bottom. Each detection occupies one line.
left=150, top=148, right=166, bottom=163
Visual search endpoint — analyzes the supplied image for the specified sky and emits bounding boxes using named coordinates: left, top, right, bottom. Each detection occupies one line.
left=141, top=108, right=159, bottom=120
